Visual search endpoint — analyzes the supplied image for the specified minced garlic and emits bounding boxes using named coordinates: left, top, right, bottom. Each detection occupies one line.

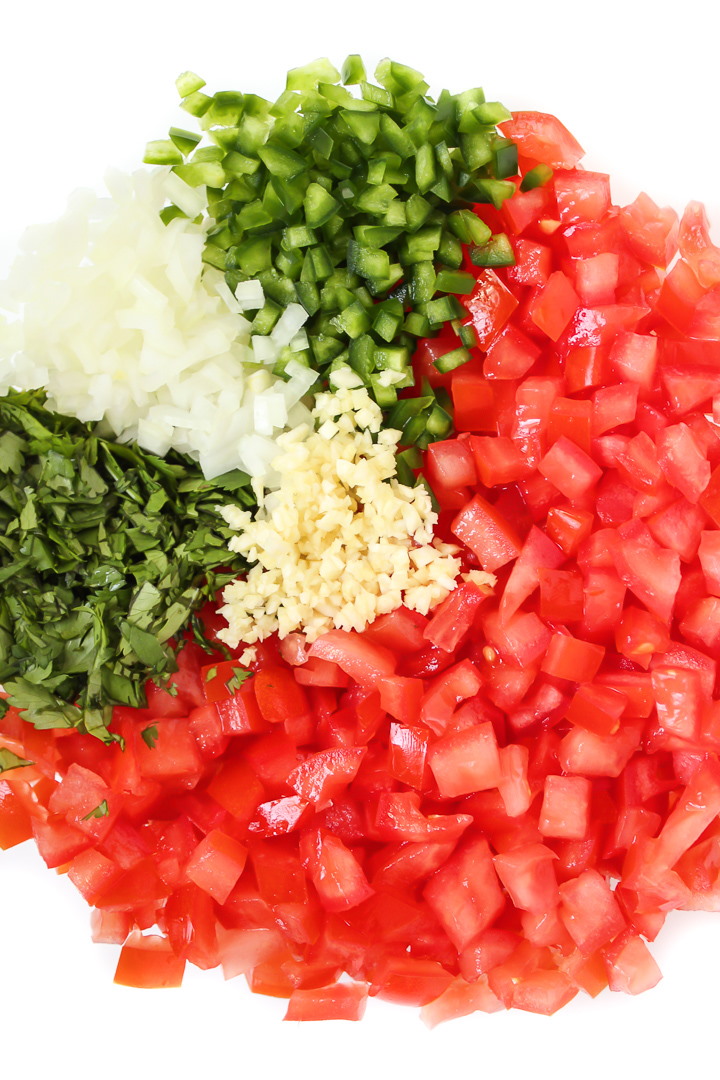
left=217, top=366, right=462, bottom=651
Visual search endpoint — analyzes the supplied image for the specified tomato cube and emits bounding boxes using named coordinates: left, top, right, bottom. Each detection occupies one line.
left=451, top=493, right=523, bottom=572
left=541, top=633, right=605, bottom=683
left=493, top=843, right=559, bottom=912
left=114, top=932, right=186, bottom=989
left=559, top=869, right=626, bottom=955
left=424, top=837, right=505, bottom=951
left=428, top=721, right=502, bottom=798
left=602, top=933, right=663, bottom=995
left=528, top=272, right=580, bottom=341
left=186, top=829, right=248, bottom=905
left=540, top=436, right=602, bottom=499
left=539, top=775, right=592, bottom=840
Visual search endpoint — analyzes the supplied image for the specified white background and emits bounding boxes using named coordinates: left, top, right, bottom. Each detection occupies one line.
left=2, top=2, right=720, bottom=1077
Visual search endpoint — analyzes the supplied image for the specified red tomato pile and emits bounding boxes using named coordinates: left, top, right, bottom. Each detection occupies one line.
left=4, top=109, right=720, bottom=1023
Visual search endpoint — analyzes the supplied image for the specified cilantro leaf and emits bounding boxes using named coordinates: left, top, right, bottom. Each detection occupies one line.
left=0, top=748, right=33, bottom=774
left=226, top=666, right=252, bottom=694
left=141, top=724, right=159, bottom=749
left=82, top=799, right=109, bottom=820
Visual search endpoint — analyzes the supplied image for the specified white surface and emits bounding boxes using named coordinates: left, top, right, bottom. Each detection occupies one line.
left=2, top=3, right=720, bottom=1077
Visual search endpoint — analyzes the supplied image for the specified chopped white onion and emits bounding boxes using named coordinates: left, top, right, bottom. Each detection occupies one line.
left=0, top=166, right=319, bottom=488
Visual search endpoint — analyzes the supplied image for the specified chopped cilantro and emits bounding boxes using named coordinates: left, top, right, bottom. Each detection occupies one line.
left=0, top=748, right=33, bottom=774
left=226, top=666, right=252, bottom=694
left=82, top=799, right=109, bottom=820
left=0, top=390, right=251, bottom=741
left=141, top=724, right=159, bottom=750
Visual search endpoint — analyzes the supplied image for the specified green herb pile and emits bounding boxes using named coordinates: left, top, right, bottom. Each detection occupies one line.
left=147, top=56, right=518, bottom=451
left=0, top=391, right=251, bottom=741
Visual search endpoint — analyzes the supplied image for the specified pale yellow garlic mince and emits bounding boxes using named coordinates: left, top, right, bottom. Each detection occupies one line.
left=218, top=366, right=462, bottom=655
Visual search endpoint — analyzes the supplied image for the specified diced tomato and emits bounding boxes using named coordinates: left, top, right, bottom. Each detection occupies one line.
left=428, top=722, right=502, bottom=798
left=284, top=982, right=369, bottom=1022
left=362, top=606, right=428, bottom=654
left=541, top=633, right=605, bottom=683
left=499, top=525, right=564, bottom=622
left=539, top=775, right=592, bottom=840
left=0, top=779, right=35, bottom=849
left=539, top=435, right=602, bottom=499
left=308, top=631, right=396, bottom=686
left=493, top=843, right=559, bottom=913
left=114, top=932, right=186, bottom=989
left=499, top=112, right=585, bottom=169
left=602, top=933, right=663, bottom=995
left=559, top=869, right=626, bottom=955
left=451, top=494, right=522, bottom=572
left=185, top=829, right=248, bottom=904
left=618, top=192, right=678, bottom=268
left=424, top=837, right=505, bottom=951
left=461, top=270, right=519, bottom=349
left=528, top=271, right=580, bottom=342
left=423, top=581, right=489, bottom=653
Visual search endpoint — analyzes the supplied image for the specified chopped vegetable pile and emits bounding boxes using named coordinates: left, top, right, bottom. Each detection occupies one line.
left=3, top=56, right=720, bottom=1024
left=0, top=389, right=248, bottom=740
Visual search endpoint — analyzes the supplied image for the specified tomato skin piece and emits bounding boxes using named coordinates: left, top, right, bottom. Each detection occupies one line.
left=249, top=796, right=313, bottom=838
left=377, top=675, right=424, bottom=727
left=308, top=630, right=396, bottom=687
left=499, top=112, right=585, bottom=169
left=114, top=932, right=186, bottom=989
left=215, top=682, right=269, bottom=737
left=428, top=722, right=502, bottom=798
left=451, top=494, right=523, bottom=573
left=206, top=757, right=264, bottom=826
left=284, top=982, right=369, bottom=1021
left=424, top=836, right=506, bottom=952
